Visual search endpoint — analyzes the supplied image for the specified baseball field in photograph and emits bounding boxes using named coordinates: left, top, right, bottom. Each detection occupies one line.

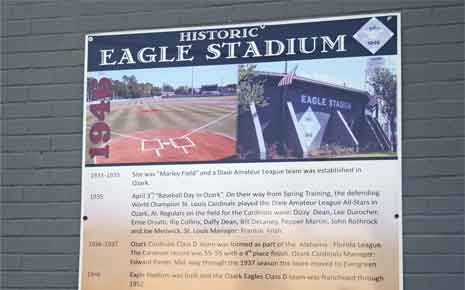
left=85, top=96, right=237, bottom=165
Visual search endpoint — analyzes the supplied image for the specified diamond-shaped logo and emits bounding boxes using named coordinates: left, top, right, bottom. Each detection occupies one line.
left=298, top=106, right=321, bottom=150
left=353, top=17, right=394, bottom=54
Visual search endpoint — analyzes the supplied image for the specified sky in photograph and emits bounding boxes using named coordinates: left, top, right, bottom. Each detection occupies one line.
left=88, top=55, right=397, bottom=90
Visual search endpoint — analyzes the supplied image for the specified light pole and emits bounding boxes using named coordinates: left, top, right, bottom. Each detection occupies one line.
left=191, top=66, right=194, bottom=96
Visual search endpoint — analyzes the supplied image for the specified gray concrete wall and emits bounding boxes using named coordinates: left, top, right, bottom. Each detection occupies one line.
left=1, top=0, right=464, bottom=289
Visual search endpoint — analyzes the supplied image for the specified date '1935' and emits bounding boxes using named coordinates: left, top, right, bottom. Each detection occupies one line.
left=88, top=77, right=112, bottom=159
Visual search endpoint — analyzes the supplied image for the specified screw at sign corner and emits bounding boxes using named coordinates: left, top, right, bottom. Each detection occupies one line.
left=88, top=36, right=93, bottom=42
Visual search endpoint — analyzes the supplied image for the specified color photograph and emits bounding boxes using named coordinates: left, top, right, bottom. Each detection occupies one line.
left=85, top=65, right=238, bottom=165
left=236, top=56, right=398, bottom=161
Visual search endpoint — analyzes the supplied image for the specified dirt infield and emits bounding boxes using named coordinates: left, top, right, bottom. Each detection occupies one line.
left=86, top=96, right=237, bottom=165
left=95, top=128, right=235, bottom=164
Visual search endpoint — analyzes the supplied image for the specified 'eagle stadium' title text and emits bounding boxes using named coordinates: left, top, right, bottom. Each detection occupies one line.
left=97, top=27, right=347, bottom=66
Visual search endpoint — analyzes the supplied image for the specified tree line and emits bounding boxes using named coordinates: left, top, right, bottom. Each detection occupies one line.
left=87, top=75, right=192, bottom=99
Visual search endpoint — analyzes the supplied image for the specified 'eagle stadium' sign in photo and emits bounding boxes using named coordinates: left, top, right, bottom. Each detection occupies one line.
left=80, top=13, right=402, bottom=290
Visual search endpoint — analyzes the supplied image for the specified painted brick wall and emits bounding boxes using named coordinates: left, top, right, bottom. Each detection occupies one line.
left=1, top=0, right=464, bottom=289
